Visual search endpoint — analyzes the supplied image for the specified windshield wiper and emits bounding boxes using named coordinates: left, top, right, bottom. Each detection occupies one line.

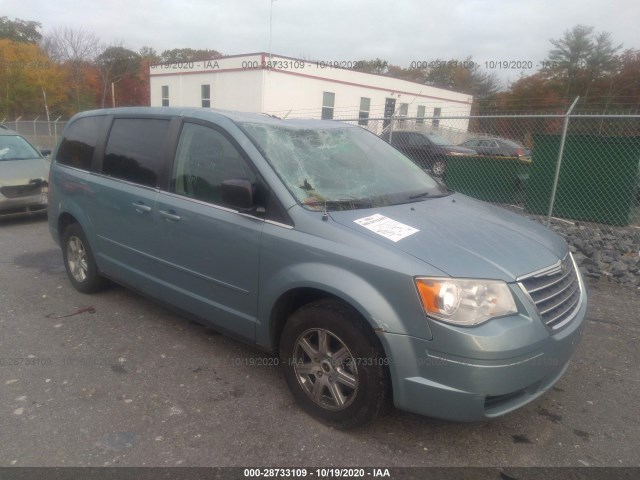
left=409, top=191, right=432, bottom=199
left=304, top=198, right=374, bottom=211
left=407, top=190, right=453, bottom=200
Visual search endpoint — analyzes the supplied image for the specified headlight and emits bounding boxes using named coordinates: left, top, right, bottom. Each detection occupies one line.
left=415, top=277, right=517, bottom=326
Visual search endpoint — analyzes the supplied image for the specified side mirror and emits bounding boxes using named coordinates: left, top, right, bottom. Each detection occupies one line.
left=40, top=149, right=52, bottom=157
left=221, top=178, right=254, bottom=210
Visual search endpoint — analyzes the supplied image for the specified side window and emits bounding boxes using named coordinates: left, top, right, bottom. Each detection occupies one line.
left=102, top=118, right=171, bottom=188
left=391, top=132, right=406, bottom=145
left=171, top=123, right=256, bottom=205
left=56, top=116, right=106, bottom=170
left=408, top=134, right=425, bottom=146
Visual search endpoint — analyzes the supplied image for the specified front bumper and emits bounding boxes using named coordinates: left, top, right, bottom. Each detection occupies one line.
left=0, top=192, right=48, bottom=219
left=378, top=288, right=587, bottom=421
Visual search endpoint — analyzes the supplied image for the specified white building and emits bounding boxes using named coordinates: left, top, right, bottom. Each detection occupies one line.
left=149, top=53, right=473, bottom=132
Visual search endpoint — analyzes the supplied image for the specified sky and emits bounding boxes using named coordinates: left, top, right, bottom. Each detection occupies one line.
left=2, top=0, right=639, bottom=86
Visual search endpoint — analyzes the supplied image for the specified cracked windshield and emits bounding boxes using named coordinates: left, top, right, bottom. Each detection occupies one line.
left=240, top=122, right=448, bottom=210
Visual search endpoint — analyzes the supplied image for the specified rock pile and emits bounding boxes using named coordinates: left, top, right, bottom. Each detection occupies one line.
left=540, top=218, right=640, bottom=288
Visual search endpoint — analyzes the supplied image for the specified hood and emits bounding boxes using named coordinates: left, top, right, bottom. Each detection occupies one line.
left=329, top=194, right=567, bottom=282
left=0, top=158, right=50, bottom=187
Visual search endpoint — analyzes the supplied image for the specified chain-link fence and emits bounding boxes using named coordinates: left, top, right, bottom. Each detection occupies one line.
left=0, top=118, right=67, bottom=151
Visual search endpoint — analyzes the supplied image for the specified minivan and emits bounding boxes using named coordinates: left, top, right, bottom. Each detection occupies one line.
left=48, top=107, right=587, bottom=428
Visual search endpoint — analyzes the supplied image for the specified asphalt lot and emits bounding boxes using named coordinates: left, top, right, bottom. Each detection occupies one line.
left=1, top=216, right=639, bottom=468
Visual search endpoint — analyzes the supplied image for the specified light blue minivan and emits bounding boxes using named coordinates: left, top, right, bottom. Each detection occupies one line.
left=48, top=107, right=586, bottom=428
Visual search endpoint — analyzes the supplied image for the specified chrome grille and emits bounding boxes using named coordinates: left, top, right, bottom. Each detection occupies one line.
left=519, top=254, right=582, bottom=330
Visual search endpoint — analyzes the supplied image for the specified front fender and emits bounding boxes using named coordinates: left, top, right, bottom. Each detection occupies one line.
left=256, top=262, right=433, bottom=351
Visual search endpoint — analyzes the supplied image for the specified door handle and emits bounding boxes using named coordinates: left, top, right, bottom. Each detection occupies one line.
left=159, top=210, right=181, bottom=222
left=132, top=202, right=152, bottom=213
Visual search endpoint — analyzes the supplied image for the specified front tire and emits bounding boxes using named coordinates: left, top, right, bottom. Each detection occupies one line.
left=62, top=223, right=107, bottom=294
left=279, top=299, right=389, bottom=429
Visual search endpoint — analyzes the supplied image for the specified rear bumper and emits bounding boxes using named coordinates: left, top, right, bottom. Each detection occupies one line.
left=379, top=291, right=587, bottom=421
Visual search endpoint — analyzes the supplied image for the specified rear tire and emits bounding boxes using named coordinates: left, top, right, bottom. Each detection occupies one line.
left=279, top=299, right=389, bottom=429
left=62, top=223, right=107, bottom=294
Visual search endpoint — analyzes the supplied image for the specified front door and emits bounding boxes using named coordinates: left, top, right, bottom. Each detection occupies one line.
left=155, top=121, right=263, bottom=340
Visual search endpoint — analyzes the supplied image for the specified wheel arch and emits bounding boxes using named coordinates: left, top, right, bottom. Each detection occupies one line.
left=259, top=263, right=416, bottom=354
left=57, top=211, right=78, bottom=242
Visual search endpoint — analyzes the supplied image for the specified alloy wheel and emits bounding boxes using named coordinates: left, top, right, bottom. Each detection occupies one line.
left=67, top=236, right=88, bottom=283
left=293, top=328, right=359, bottom=410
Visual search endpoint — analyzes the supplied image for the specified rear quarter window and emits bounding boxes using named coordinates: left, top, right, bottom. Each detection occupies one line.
left=102, top=118, right=171, bottom=188
left=56, top=116, right=107, bottom=170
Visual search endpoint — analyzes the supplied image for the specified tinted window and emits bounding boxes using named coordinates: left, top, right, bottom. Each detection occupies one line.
left=57, top=116, right=106, bottom=170
left=171, top=123, right=255, bottom=205
left=390, top=132, right=408, bottom=145
left=102, top=118, right=170, bottom=187
left=408, top=133, right=426, bottom=146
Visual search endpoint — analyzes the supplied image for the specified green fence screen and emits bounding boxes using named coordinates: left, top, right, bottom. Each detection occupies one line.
left=444, top=156, right=530, bottom=205
left=524, top=135, right=640, bottom=226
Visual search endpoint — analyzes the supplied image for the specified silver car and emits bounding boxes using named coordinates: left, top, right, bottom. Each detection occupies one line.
left=0, top=127, right=50, bottom=219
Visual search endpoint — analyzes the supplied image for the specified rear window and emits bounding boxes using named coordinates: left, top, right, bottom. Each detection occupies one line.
left=102, top=118, right=171, bottom=188
left=57, top=116, right=106, bottom=170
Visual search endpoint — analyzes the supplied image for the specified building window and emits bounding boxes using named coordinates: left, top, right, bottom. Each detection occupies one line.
left=433, top=107, right=442, bottom=128
left=358, top=97, right=371, bottom=126
left=321, top=92, right=335, bottom=120
left=201, top=85, right=211, bottom=108
left=398, top=103, right=409, bottom=126
left=161, top=85, right=169, bottom=107
left=416, top=105, right=426, bottom=125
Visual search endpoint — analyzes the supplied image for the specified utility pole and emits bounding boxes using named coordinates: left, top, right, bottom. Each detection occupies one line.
left=269, top=0, right=277, bottom=65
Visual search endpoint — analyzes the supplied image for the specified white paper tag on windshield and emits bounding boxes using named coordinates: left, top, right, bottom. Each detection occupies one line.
left=354, top=214, right=419, bottom=242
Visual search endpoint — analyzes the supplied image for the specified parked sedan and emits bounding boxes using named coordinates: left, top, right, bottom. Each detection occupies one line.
left=381, top=130, right=476, bottom=176
left=460, top=137, right=531, bottom=159
left=0, top=128, right=50, bottom=219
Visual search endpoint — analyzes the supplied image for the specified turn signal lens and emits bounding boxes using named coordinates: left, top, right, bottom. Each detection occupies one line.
left=415, top=277, right=517, bottom=326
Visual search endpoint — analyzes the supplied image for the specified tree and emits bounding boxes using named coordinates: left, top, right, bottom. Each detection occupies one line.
left=413, top=58, right=500, bottom=112
left=0, top=16, right=42, bottom=43
left=139, top=46, right=160, bottom=64
left=42, top=27, right=100, bottom=111
left=0, top=39, right=65, bottom=118
left=350, top=58, right=389, bottom=75
left=544, top=24, right=622, bottom=103
left=96, top=45, right=141, bottom=107
left=159, top=48, right=222, bottom=63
